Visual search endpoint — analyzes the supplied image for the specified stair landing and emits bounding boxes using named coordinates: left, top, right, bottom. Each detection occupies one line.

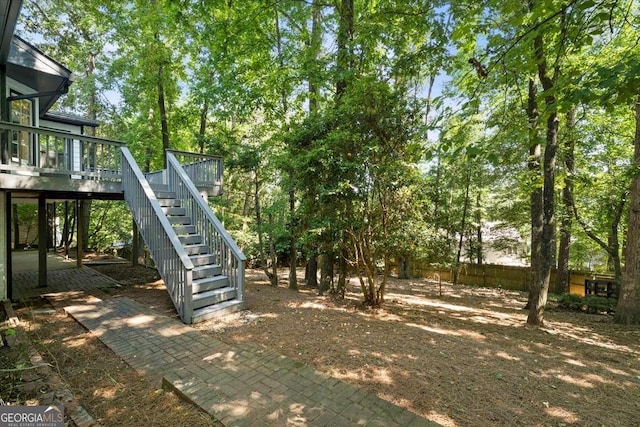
left=62, top=295, right=439, bottom=427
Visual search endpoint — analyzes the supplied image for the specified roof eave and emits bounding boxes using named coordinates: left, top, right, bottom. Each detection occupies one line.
left=0, top=0, right=22, bottom=64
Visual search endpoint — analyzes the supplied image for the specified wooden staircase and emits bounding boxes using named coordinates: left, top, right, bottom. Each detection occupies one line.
left=122, top=148, right=245, bottom=324
left=151, top=183, right=243, bottom=323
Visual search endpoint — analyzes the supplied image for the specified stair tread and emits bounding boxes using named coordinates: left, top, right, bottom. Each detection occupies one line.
left=193, top=286, right=235, bottom=299
left=193, top=275, right=228, bottom=284
left=190, top=254, right=214, bottom=259
left=158, top=199, right=181, bottom=207
left=191, top=299, right=244, bottom=323
left=192, top=275, right=229, bottom=293
left=183, top=243, right=206, bottom=248
left=189, top=254, right=216, bottom=266
left=193, top=263, right=221, bottom=270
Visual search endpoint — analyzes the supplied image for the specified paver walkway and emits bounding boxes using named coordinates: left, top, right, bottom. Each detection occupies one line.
left=63, top=295, right=440, bottom=427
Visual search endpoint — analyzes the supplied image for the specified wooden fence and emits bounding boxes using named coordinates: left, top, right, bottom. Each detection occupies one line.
left=413, top=263, right=615, bottom=296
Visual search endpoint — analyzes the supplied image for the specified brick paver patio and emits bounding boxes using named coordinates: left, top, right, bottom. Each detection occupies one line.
left=12, top=251, right=121, bottom=300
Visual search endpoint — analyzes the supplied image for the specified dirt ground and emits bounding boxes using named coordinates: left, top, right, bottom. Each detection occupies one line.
left=4, top=261, right=640, bottom=426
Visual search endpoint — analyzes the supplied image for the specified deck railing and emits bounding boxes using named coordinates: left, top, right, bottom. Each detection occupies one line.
left=166, top=151, right=245, bottom=304
left=122, top=147, right=194, bottom=323
left=0, top=121, right=123, bottom=180
left=167, top=149, right=222, bottom=188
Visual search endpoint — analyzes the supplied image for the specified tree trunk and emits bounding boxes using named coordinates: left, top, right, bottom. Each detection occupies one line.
left=80, top=200, right=91, bottom=252
left=433, top=155, right=442, bottom=225
left=608, top=196, right=625, bottom=295
left=335, top=0, right=354, bottom=97
left=288, top=191, right=298, bottom=290
left=158, top=61, right=170, bottom=167
left=242, top=186, right=253, bottom=217
left=337, top=249, right=348, bottom=297
left=528, top=109, right=558, bottom=326
left=527, top=14, right=563, bottom=325
left=398, top=257, right=411, bottom=279
left=453, top=169, right=471, bottom=285
left=268, top=212, right=278, bottom=287
left=47, top=203, right=55, bottom=249
left=12, top=203, right=18, bottom=249
left=144, top=107, right=154, bottom=173
left=62, top=202, right=76, bottom=257
left=198, top=100, right=208, bottom=153
left=557, top=107, right=575, bottom=294
left=254, top=170, right=277, bottom=286
left=80, top=51, right=97, bottom=253
left=525, top=78, right=544, bottom=311
left=308, top=0, right=322, bottom=114
left=274, top=8, right=288, bottom=117
left=306, top=251, right=318, bottom=287
left=319, top=253, right=333, bottom=295
left=475, top=191, right=483, bottom=264
left=615, top=94, right=640, bottom=324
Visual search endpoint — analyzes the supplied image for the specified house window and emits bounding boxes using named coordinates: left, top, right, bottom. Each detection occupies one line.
left=10, top=93, right=34, bottom=165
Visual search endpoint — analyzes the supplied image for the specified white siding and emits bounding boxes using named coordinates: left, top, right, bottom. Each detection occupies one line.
left=39, top=119, right=83, bottom=173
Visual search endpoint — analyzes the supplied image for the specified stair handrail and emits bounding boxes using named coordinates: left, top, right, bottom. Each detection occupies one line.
left=166, top=151, right=246, bottom=303
left=166, top=149, right=223, bottom=184
left=121, top=147, right=194, bottom=322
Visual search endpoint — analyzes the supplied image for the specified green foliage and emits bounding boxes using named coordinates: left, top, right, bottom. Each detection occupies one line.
left=87, top=201, right=133, bottom=253
left=14, top=205, right=38, bottom=247
left=556, top=293, right=584, bottom=311
left=19, top=0, right=640, bottom=316
left=584, top=295, right=617, bottom=314
left=556, top=293, right=616, bottom=314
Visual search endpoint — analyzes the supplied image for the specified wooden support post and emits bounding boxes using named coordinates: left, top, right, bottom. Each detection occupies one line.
left=0, top=64, right=8, bottom=164
left=76, top=200, right=84, bottom=267
left=6, top=192, right=12, bottom=300
left=0, top=191, right=9, bottom=300
left=38, top=195, right=47, bottom=287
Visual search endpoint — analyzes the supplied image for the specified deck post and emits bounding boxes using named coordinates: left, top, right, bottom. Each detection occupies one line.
left=77, top=199, right=84, bottom=267
left=0, top=191, right=7, bottom=300
left=0, top=64, right=8, bottom=164
left=6, top=192, right=11, bottom=300
left=38, top=194, right=47, bottom=287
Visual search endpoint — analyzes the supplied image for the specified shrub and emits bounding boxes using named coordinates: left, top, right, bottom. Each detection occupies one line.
left=584, top=295, right=616, bottom=314
left=557, top=293, right=584, bottom=311
left=556, top=293, right=616, bottom=314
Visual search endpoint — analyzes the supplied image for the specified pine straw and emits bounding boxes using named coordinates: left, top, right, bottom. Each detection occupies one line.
left=197, top=269, right=640, bottom=427
left=31, top=264, right=640, bottom=426
left=15, top=299, right=218, bottom=427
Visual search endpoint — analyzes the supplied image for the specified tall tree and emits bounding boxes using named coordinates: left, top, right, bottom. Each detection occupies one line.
left=556, top=107, right=576, bottom=293
left=616, top=95, right=640, bottom=323
left=526, top=0, right=566, bottom=326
